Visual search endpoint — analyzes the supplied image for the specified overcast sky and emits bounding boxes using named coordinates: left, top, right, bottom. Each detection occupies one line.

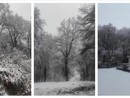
left=9, top=3, right=31, bottom=21
left=35, top=3, right=82, bottom=35
left=99, top=3, right=130, bottom=29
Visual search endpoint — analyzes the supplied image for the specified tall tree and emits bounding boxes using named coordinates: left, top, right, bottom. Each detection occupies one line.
left=78, top=4, right=95, bottom=81
left=0, top=3, right=11, bottom=53
left=57, top=18, right=80, bottom=81
left=0, top=4, right=31, bottom=55
left=6, top=14, right=29, bottom=49
left=34, top=7, right=50, bottom=82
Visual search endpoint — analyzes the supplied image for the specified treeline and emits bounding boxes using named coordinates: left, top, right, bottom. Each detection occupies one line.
left=0, top=4, right=31, bottom=95
left=34, top=4, right=95, bottom=82
left=98, top=23, right=130, bottom=67
left=0, top=3, right=31, bottom=57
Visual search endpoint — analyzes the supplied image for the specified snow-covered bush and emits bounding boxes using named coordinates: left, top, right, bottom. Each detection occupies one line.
left=0, top=49, right=31, bottom=95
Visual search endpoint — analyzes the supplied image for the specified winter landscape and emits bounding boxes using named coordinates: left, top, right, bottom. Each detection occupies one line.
left=34, top=3, right=95, bottom=95
left=98, top=4, right=130, bottom=95
left=0, top=3, right=31, bottom=95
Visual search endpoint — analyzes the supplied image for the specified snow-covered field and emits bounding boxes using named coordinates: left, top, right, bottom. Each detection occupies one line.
left=98, top=68, right=130, bottom=95
left=35, top=81, right=95, bottom=95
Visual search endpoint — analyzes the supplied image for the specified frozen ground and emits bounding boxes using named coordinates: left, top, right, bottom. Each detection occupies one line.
left=98, top=68, right=130, bottom=95
left=35, top=81, right=95, bottom=95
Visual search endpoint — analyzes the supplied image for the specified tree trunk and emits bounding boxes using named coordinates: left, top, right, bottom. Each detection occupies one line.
left=43, top=66, right=47, bottom=82
left=65, top=57, right=69, bottom=81
left=85, top=65, right=89, bottom=81
left=83, top=66, right=86, bottom=81
left=29, top=48, right=31, bottom=58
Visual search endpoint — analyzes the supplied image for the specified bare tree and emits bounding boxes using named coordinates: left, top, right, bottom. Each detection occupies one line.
left=78, top=4, right=95, bottom=81
left=34, top=7, right=49, bottom=82
left=57, top=18, right=80, bottom=81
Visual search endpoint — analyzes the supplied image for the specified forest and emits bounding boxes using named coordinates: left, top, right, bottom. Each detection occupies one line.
left=34, top=4, right=95, bottom=95
left=98, top=23, right=130, bottom=70
left=34, top=4, right=95, bottom=82
left=0, top=4, right=31, bottom=95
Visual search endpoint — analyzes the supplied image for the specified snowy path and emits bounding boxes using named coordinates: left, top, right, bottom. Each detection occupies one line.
left=35, top=81, right=95, bottom=95
left=98, top=68, right=130, bottom=95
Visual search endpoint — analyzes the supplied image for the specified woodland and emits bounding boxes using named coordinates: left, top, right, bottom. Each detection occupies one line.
left=34, top=4, right=95, bottom=95
left=99, top=23, right=130, bottom=70
left=0, top=4, right=31, bottom=95
left=34, top=4, right=95, bottom=83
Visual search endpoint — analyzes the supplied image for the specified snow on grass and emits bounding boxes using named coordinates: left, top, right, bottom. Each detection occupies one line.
left=35, top=81, right=95, bottom=95
left=98, top=68, right=130, bottom=95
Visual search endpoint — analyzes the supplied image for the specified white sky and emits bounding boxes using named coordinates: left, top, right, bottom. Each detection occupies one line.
left=9, top=3, right=31, bottom=21
left=35, top=3, right=82, bottom=35
left=99, top=3, right=130, bottom=29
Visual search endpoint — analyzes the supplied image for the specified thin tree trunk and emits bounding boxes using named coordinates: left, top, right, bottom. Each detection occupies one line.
left=43, top=65, right=47, bottom=82
left=65, top=57, right=68, bottom=81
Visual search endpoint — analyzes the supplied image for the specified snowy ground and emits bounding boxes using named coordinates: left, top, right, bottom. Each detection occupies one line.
left=0, top=52, right=31, bottom=95
left=98, top=68, right=130, bottom=95
left=35, top=81, right=95, bottom=95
